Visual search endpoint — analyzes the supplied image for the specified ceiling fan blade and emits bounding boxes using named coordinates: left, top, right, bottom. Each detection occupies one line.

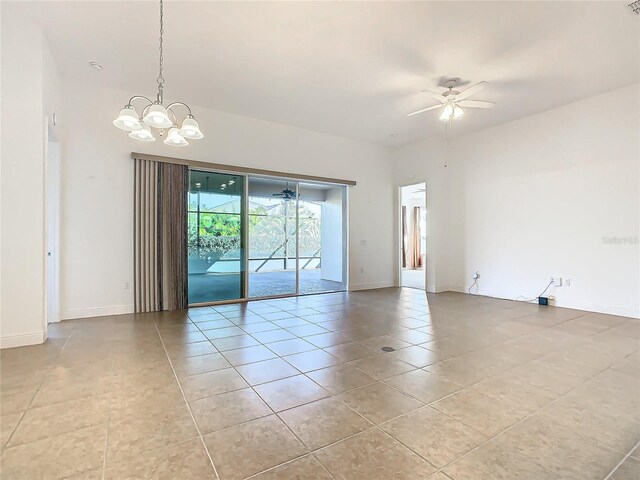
left=420, top=90, right=447, bottom=103
left=407, top=104, right=442, bottom=117
left=457, top=100, right=495, bottom=109
left=455, top=81, right=488, bottom=101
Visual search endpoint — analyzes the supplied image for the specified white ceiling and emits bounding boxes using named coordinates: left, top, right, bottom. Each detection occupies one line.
left=6, top=1, right=639, bottom=146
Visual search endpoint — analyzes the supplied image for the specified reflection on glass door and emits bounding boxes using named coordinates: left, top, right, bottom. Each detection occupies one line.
left=298, top=183, right=347, bottom=295
left=187, top=171, right=245, bottom=304
left=247, top=178, right=298, bottom=298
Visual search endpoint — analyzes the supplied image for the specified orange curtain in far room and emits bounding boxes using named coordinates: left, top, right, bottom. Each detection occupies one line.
left=411, top=206, right=421, bottom=268
left=401, top=206, right=408, bottom=268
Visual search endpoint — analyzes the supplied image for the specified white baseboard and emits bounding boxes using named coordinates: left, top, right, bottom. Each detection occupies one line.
left=448, top=285, right=639, bottom=319
left=62, top=304, right=135, bottom=320
left=432, top=285, right=454, bottom=293
left=348, top=281, right=395, bottom=292
left=561, top=302, right=639, bottom=319
left=349, top=283, right=446, bottom=294
left=1, top=331, right=46, bottom=349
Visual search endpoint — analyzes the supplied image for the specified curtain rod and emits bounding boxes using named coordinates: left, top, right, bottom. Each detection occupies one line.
left=131, top=152, right=356, bottom=186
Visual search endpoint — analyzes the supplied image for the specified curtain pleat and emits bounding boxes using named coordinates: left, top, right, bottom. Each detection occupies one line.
left=401, top=206, right=407, bottom=268
left=160, top=163, right=188, bottom=311
left=411, top=206, right=421, bottom=269
left=134, top=159, right=188, bottom=313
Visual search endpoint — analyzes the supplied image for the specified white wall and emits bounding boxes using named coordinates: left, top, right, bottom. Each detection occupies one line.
left=393, top=84, right=640, bottom=317
left=0, top=13, right=63, bottom=347
left=59, top=80, right=395, bottom=319
left=320, top=187, right=344, bottom=283
left=393, top=140, right=451, bottom=293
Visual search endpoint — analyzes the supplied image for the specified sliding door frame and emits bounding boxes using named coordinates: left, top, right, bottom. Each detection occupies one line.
left=295, top=183, right=300, bottom=297
left=184, top=167, right=349, bottom=307
left=242, top=175, right=250, bottom=301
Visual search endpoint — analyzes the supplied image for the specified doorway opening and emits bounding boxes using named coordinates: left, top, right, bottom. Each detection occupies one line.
left=46, top=130, right=61, bottom=324
left=400, top=183, right=426, bottom=290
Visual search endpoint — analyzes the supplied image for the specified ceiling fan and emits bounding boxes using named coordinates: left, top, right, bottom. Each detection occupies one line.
left=407, top=79, right=495, bottom=121
left=272, top=183, right=298, bottom=201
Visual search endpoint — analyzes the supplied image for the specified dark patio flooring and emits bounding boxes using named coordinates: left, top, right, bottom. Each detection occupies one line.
left=188, top=269, right=344, bottom=304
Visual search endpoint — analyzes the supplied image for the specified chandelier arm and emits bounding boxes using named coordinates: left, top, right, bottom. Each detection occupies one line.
left=166, top=107, right=179, bottom=127
left=166, top=102, right=193, bottom=117
left=128, top=95, right=154, bottom=108
left=141, top=103, right=153, bottom=120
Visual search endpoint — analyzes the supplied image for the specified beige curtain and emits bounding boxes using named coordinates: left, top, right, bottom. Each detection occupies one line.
left=411, top=206, right=421, bottom=268
left=401, top=206, right=408, bottom=268
left=134, top=158, right=188, bottom=313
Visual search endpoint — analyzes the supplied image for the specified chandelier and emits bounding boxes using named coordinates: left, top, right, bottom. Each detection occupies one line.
left=113, top=0, right=203, bottom=146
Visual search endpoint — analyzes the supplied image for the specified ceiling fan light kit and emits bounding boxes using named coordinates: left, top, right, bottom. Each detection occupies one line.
left=113, top=0, right=203, bottom=146
left=408, top=78, right=495, bottom=126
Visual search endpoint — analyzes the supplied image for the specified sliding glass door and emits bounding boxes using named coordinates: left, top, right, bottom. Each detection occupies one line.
left=187, top=171, right=245, bottom=304
left=247, top=177, right=298, bottom=298
left=187, top=170, right=347, bottom=304
left=298, top=182, right=347, bottom=295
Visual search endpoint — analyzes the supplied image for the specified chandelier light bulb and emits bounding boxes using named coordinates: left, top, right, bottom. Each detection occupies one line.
left=164, top=127, right=189, bottom=147
left=143, top=104, right=173, bottom=129
left=179, top=115, right=204, bottom=139
left=128, top=125, right=155, bottom=142
left=113, top=106, right=142, bottom=131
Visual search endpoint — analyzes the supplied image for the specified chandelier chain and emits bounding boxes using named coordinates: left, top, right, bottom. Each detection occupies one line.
left=114, top=0, right=202, bottom=145
left=157, top=0, right=165, bottom=99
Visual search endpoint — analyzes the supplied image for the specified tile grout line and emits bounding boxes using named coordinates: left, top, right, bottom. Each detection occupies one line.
left=100, top=382, right=113, bottom=480
left=182, top=299, right=584, bottom=478
left=185, top=308, right=320, bottom=470
left=2, top=327, right=77, bottom=450
left=100, top=327, right=129, bottom=480
left=155, top=323, right=221, bottom=480
left=333, top=322, right=634, bottom=477
left=242, top=451, right=337, bottom=480
left=414, top=363, right=617, bottom=480
left=211, top=304, right=426, bottom=478
left=4, top=293, right=628, bottom=480
left=416, top=349, right=635, bottom=475
left=189, top=302, right=444, bottom=479
left=603, top=440, right=640, bottom=480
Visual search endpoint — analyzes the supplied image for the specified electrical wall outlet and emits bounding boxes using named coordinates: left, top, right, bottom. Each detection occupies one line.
left=550, top=276, right=562, bottom=287
left=124, top=282, right=130, bottom=290
left=565, top=278, right=571, bottom=287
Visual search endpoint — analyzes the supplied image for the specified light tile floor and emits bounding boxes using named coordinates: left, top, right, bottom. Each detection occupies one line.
left=1, top=289, right=638, bottom=479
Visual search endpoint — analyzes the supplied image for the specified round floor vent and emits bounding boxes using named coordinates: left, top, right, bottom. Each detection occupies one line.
left=381, top=346, right=396, bottom=352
